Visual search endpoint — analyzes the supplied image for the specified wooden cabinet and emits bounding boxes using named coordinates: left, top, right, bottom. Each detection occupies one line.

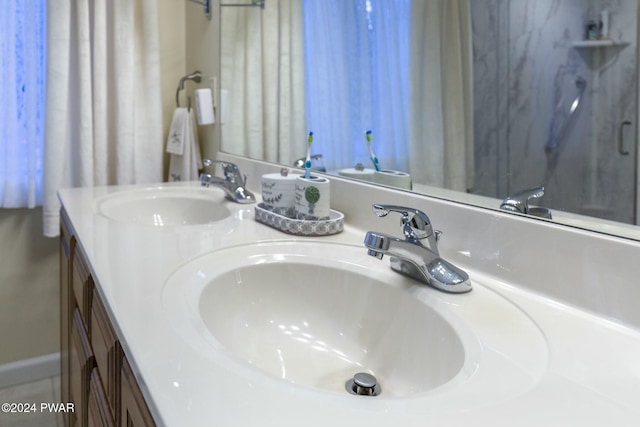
left=120, top=358, right=155, bottom=427
left=60, top=210, right=72, bottom=427
left=61, top=208, right=155, bottom=427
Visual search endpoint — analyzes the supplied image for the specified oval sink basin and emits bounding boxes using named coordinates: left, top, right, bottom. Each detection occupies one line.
left=95, top=186, right=230, bottom=226
left=163, top=241, right=472, bottom=397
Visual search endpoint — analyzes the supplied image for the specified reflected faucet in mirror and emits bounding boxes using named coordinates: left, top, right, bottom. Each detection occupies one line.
left=363, top=204, right=472, bottom=293
left=500, top=187, right=552, bottom=219
left=200, top=159, right=256, bottom=204
left=293, top=154, right=326, bottom=172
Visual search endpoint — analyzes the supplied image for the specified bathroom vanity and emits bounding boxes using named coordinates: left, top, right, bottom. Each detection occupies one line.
left=58, top=156, right=640, bottom=426
left=60, top=208, right=154, bottom=427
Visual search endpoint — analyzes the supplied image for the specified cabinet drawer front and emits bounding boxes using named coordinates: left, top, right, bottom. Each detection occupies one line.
left=72, top=244, right=93, bottom=330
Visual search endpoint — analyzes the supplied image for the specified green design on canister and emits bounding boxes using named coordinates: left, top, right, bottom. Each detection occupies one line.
left=304, top=186, right=320, bottom=204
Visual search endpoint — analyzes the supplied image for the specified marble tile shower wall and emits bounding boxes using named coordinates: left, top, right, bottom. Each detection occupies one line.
left=472, top=0, right=638, bottom=224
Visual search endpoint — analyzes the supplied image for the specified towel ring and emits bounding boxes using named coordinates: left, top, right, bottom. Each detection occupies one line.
left=176, top=71, right=202, bottom=112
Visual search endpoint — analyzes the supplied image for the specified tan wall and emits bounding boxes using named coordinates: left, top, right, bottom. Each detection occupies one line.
left=0, top=1, right=188, bottom=366
left=0, top=209, right=59, bottom=365
left=158, top=0, right=188, bottom=179
left=186, top=0, right=221, bottom=159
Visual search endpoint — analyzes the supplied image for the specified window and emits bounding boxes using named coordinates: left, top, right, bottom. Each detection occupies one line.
left=0, top=1, right=47, bottom=208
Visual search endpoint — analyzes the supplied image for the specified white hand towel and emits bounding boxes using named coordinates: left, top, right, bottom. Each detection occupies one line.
left=167, top=108, right=203, bottom=182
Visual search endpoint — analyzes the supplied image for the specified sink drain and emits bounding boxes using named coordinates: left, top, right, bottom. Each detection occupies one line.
left=345, top=372, right=381, bottom=396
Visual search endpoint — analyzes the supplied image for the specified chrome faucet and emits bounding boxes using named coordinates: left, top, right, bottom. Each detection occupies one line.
left=199, top=159, right=256, bottom=204
left=500, top=186, right=552, bottom=219
left=363, top=204, right=472, bottom=293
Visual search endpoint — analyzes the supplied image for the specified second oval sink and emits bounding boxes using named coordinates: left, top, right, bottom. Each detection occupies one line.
left=94, top=186, right=230, bottom=226
left=163, top=241, right=471, bottom=397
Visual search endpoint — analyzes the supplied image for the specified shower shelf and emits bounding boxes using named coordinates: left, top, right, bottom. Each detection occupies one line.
left=572, top=40, right=629, bottom=48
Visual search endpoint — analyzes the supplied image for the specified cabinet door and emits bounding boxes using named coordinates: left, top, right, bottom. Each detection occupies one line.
left=120, top=357, right=155, bottom=427
left=70, top=309, right=94, bottom=427
left=88, top=368, right=115, bottom=427
left=91, top=292, right=121, bottom=424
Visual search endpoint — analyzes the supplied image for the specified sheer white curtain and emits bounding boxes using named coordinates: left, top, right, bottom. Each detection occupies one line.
left=409, top=0, right=474, bottom=192
left=220, top=0, right=306, bottom=166
left=0, top=1, right=47, bottom=209
left=43, top=0, right=163, bottom=236
left=303, top=0, right=410, bottom=172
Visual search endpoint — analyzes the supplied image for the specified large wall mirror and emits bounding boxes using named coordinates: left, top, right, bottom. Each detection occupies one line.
left=219, top=0, right=640, bottom=240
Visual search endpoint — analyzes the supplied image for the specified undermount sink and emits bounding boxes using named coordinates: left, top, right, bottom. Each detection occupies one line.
left=94, top=186, right=230, bottom=226
left=163, top=241, right=476, bottom=397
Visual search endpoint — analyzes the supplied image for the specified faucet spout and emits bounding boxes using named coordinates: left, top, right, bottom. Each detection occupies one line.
left=500, top=186, right=551, bottom=219
left=364, top=232, right=471, bottom=293
left=363, top=204, right=471, bottom=294
left=199, top=160, right=256, bottom=204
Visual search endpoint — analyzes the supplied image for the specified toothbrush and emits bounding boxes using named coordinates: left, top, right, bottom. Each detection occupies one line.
left=304, top=131, right=314, bottom=179
left=365, top=130, right=380, bottom=171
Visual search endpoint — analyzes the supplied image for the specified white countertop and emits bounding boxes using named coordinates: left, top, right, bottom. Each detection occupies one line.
left=59, top=181, right=640, bottom=427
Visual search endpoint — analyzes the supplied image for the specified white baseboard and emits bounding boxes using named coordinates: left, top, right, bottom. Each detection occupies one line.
left=0, top=353, right=61, bottom=389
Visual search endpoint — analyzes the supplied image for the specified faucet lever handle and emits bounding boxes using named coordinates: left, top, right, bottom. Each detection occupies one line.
left=372, top=204, right=433, bottom=241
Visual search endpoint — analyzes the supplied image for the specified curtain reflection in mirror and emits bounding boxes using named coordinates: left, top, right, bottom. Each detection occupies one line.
left=221, top=0, right=306, bottom=165
left=409, top=0, right=474, bottom=193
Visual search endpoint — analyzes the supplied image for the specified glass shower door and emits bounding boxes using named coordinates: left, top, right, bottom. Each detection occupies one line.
left=471, top=0, right=639, bottom=225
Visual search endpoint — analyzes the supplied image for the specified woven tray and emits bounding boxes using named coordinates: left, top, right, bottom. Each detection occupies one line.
left=254, top=203, right=344, bottom=236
